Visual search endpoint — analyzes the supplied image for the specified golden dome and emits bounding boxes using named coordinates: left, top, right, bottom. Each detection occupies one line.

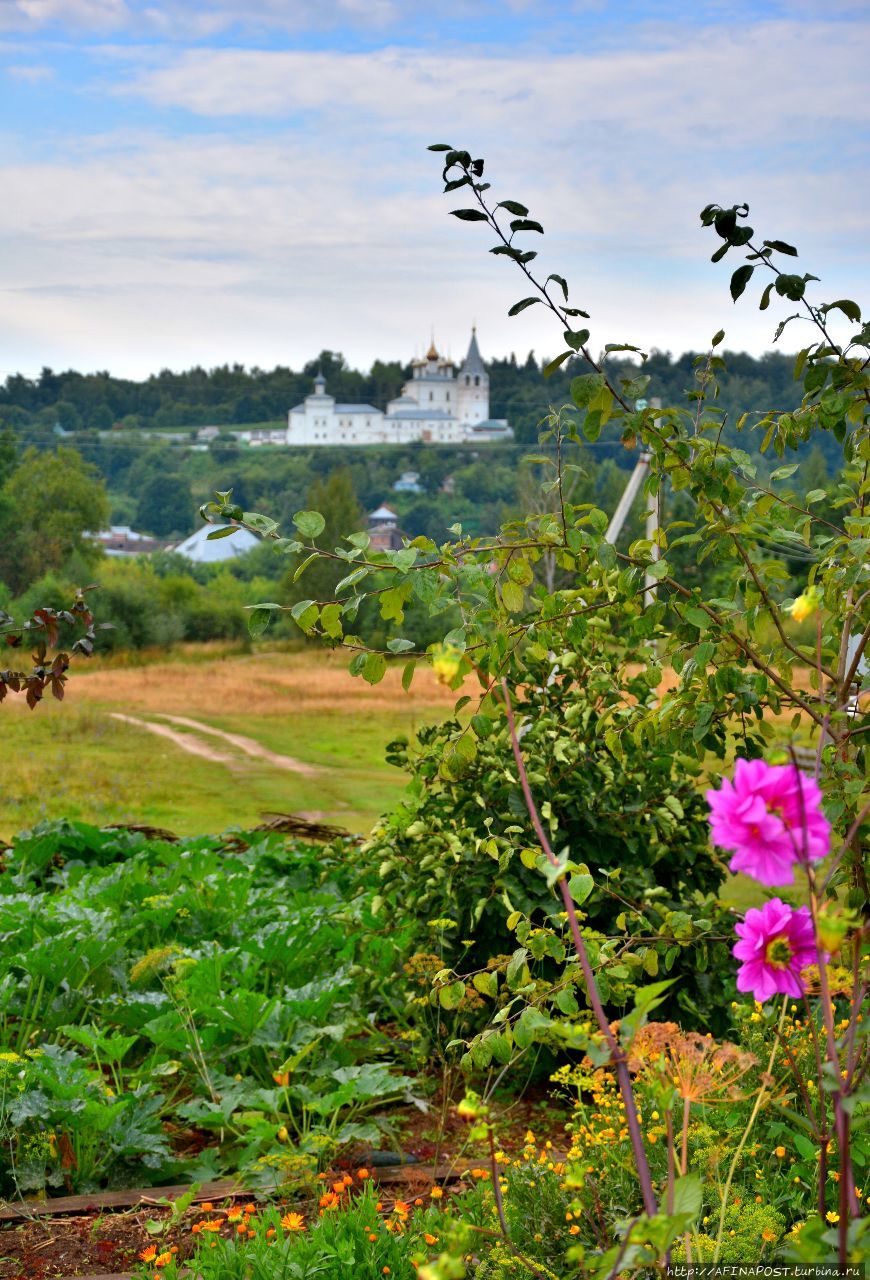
left=426, top=340, right=439, bottom=360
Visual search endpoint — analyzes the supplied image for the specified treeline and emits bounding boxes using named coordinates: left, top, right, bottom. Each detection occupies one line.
left=1, top=348, right=806, bottom=446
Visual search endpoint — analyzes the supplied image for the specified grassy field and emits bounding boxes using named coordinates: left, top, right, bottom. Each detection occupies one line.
left=0, top=649, right=456, bottom=839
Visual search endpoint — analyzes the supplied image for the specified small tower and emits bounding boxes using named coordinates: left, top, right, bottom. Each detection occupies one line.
left=456, top=327, right=489, bottom=426
left=313, top=371, right=327, bottom=396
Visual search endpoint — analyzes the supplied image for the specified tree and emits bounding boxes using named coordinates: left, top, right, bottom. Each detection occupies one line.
left=284, top=469, right=363, bottom=609
left=135, top=473, right=194, bottom=537
left=0, top=446, right=109, bottom=593
left=0, top=425, right=16, bottom=487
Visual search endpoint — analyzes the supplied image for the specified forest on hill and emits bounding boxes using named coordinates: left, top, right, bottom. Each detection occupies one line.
left=0, top=347, right=804, bottom=446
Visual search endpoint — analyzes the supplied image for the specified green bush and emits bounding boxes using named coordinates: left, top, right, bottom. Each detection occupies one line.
left=366, top=642, right=725, bottom=1022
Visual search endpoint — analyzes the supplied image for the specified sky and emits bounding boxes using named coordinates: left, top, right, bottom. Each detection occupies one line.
left=0, top=0, right=867, bottom=380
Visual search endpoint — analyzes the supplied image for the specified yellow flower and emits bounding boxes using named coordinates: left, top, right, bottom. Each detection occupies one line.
left=826, top=1211, right=839, bottom=1224
left=430, top=1186, right=443, bottom=1199
left=788, top=586, right=821, bottom=623
left=762, top=1228, right=776, bottom=1243
left=431, top=644, right=463, bottom=686
left=424, top=1233, right=438, bottom=1245
left=281, top=1212, right=305, bottom=1231
left=155, top=1251, right=173, bottom=1267
left=140, top=1246, right=157, bottom=1262
left=774, top=1146, right=786, bottom=1158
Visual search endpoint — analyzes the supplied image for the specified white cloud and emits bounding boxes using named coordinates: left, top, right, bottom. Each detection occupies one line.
left=4, top=60, right=53, bottom=79
left=0, top=13, right=867, bottom=376
left=0, top=0, right=131, bottom=31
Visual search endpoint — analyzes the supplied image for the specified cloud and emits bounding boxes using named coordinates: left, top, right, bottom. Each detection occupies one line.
left=0, top=9, right=867, bottom=376
left=4, top=61, right=54, bottom=80
left=0, top=0, right=131, bottom=31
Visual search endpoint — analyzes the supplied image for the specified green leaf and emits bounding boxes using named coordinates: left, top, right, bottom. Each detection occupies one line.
left=570, top=373, right=605, bottom=408
left=320, top=603, right=343, bottom=639
left=543, top=351, right=573, bottom=377
left=568, top=872, right=593, bottom=905
left=245, top=606, right=273, bottom=639
left=387, top=638, right=415, bottom=653
left=293, top=510, right=326, bottom=539
left=401, top=660, right=416, bottom=692
left=450, top=208, right=488, bottom=222
left=730, top=265, right=754, bottom=301
left=471, top=713, right=493, bottom=739
left=672, top=1174, right=703, bottom=1219
left=472, top=971, right=498, bottom=999
left=206, top=525, right=237, bottom=540
left=711, top=329, right=724, bottom=347
left=293, top=552, right=318, bottom=582
left=759, top=282, right=774, bottom=311
left=546, top=273, right=568, bottom=301
left=563, top=328, right=590, bottom=352
left=823, top=298, right=861, bottom=323
left=508, top=297, right=540, bottom=316
left=510, top=218, right=543, bottom=234
left=427, top=143, right=454, bottom=151
left=763, top=239, right=798, bottom=256
left=501, top=580, right=524, bottom=613
left=438, top=980, right=466, bottom=1010
left=361, top=653, right=387, bottom=685
left=597, top=542, right=617, bottom=571
left=290, top=600, right=319, bottom=634
left=497, top=200, right=529, bottom=216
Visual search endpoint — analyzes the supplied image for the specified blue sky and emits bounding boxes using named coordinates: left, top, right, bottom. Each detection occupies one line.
left=0, top=0, right=867, bottom=378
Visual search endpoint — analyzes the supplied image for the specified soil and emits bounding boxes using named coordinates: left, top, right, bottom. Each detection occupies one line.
left=0, top=1094, right=571, bottom=1279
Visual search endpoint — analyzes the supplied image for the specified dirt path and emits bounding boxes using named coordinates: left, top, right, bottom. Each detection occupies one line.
left=109, top=713, right=242, bottom=767
left=156, top=714, right=321, bottom=776
left=110, top=711, right=321, bottom=776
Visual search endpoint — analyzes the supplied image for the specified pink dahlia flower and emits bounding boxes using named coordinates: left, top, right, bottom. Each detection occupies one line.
left=732, top=898, right=817, bottom=1001
left=706, top=758, right=830, bottom=885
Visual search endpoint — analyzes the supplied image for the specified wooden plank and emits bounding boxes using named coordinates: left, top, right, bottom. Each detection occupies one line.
left=63, top=1275, right=133, bottom=1280
left=0, top=1178, right=245, bottom=1221
left=1, top=1162, right=479, bottom=1228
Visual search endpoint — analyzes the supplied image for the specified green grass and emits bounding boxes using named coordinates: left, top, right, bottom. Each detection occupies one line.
left=0, top=702, right=420, bottom=839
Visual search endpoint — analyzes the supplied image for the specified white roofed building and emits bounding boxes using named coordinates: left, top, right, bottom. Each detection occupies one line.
left=286, top=330, right=511, bottom=446
left=172, top=524, right=259, bottom=564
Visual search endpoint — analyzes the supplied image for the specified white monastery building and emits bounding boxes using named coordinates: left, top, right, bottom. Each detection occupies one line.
left=286, top=330, right=511, bottom=446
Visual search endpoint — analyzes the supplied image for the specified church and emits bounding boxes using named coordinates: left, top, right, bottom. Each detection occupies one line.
left=285, top=329, right=512, bottom=446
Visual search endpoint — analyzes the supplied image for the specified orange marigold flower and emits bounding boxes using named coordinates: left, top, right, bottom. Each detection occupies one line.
left=244, top=1203, right=256, bottom=1214
left=199, top=1218, right=224, bottom=1233
left=376, top=1201, right=384, bottom=1211
left=319, top=1192, right=339, bottom=1210
left=201, top=1202, right=213, bottom=1211
left=155, top=1252, right=172, bottom=1267
left=430, top=1187, right=443, bottom=1199
left=424, top=1233, right=438, bottom=1245
left=227, top=1208, right=243, bottom=1222
left=273, top=1071, right=290, bottom=1086
left=393, top=1200, right=410, bottom=1218
left=383, top=1269, right=391, bottom=1275
left=369, top=1233, right=378, bottom=1242
left=333, top=1180, right=346, bottom=1195
left=357, top=1167, right=370, bottom=1180
left=266, top=1228, right=276, bottom=1238
left=281, top=1212, right=306, bottom=1232
left=568, top=1225, right=580, bottom=1236
left=414, top=1197, right=423, bottom=1206
left=140, top=1246, right=157, bottom=1262
left=236, top=1223, right=247, bottom=1234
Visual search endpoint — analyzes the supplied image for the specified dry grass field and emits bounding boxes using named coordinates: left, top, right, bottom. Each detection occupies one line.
left=1, top=649, right=457, bottom=839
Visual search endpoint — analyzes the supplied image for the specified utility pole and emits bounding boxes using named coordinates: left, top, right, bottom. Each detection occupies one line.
left=605, top=398, right=661, bottom=610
